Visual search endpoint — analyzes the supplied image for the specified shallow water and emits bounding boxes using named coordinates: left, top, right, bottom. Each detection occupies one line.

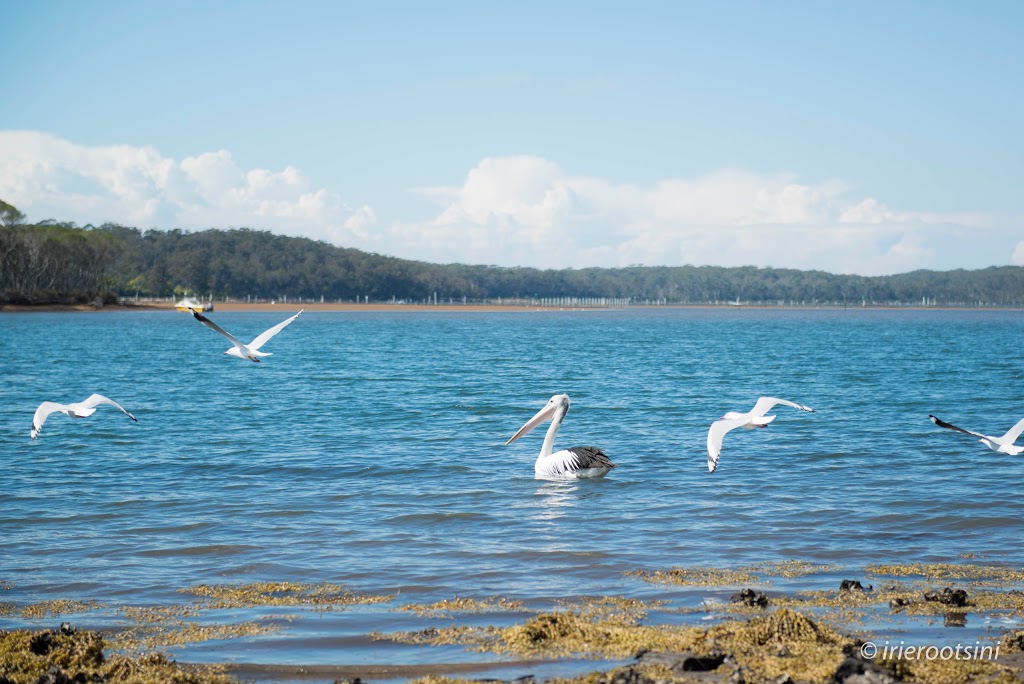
left=2, top=307, right=1023, bottom=674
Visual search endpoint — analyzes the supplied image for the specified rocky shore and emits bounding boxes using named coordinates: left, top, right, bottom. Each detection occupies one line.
left=5, top=565, right=1024, bottom=683
left=4, top=608, right=1024, bottom=684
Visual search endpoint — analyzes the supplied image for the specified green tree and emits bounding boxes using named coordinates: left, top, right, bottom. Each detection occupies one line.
left=0, top=199, right=26, bottom=228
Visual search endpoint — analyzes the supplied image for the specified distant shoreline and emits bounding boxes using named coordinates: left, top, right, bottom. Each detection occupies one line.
left=0, top=302, right=571, bottom=313
left=2, top=301, right=1022, bottom=313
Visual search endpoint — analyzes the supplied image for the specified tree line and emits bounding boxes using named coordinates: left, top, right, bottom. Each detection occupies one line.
left=2, top=199, right=1023, bottom=306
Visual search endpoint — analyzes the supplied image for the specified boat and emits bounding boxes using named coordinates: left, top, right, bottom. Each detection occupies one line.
left=174, top=294, right=214, bottom=313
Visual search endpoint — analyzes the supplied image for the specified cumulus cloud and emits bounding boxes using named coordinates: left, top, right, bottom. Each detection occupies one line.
left=0, top=132, right=1015, bottom=275
left=0, top=130, right=372, bottom=246
left=403, top=156, right=1007, bottom=275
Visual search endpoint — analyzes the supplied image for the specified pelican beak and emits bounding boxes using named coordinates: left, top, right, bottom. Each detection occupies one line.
left=506, top=402, right=557, bottom=445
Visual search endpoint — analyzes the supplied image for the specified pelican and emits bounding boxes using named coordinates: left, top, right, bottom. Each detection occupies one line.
left=191, top=308, right=303, bottom=362
left=31, top=393, right=137, bottom=439
left=707, top=396, right=814, bottom=473
left=929, top=414, right=1024, bottom=455
left=506, top=394, right=615, bottom=479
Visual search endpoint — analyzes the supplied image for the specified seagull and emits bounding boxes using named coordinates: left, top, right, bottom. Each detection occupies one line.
left=505, top=394, right=615, bottom=479
left=929, top=414, right=1024, bottom=455
left=191, top=308, right=303, bottom=362
left=707, top=396, right=814, bottom=473
left=31, top=393, right=137, bottom=439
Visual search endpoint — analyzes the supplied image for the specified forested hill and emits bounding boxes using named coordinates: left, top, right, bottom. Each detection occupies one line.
left=1, top=201, right=1023, bottom=306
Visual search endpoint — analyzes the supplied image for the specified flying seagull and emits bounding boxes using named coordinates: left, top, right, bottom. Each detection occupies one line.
left=191, top=308, right=303, bottom=362
left=505, top=393, right=615, bottom=479
left=929, top=414, right=1024, bottom=455
left=707, top=396, right=814, bottom=473
left=31, top=393, right=137, bottom=439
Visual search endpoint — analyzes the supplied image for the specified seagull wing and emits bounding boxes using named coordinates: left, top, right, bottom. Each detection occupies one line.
left=707, top=418, right=747, bottom=473
left=929, top=415, right=987, bottom=440
left=31, top=401, right=67, bottom=439
left=996, top=416, right=1024, bottom=444
left=191, top=309, right=245, bottom=350
left=750, top=396, right=814, bottom=416
left=80, top=394, right=137, bottom=422
left=248, top=309, right=303, bottom=351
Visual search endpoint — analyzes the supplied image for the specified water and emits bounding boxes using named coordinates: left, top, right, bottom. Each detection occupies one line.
left=2, top=307, right=1023, bottom=673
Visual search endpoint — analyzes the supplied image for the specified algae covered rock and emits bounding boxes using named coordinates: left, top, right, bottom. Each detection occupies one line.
left=0, top=623, right=234, bottom=684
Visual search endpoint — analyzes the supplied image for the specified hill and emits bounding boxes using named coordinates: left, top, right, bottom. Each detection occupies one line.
left=1, top=202, right=1022, bottom=307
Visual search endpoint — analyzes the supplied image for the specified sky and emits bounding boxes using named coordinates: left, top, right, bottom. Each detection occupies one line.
left=1, top=1, right=1021, bottom=275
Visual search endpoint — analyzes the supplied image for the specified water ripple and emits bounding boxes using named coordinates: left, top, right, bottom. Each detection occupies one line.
left=0, top=308, right=1022, bottom=606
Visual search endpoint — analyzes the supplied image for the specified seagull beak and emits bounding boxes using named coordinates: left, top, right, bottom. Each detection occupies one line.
left=506, top=402, right=556, bottom=445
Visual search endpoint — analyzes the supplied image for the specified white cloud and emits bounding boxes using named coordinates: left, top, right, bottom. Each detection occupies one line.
left=0, top=130, right=371, bottom=246
left=0, top=132, right=1016, bottom=275
left=403, top=155, right=1011, bottom=275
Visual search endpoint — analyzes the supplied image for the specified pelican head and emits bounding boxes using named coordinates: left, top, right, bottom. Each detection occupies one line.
left=506, top=394, right=570, bottom=445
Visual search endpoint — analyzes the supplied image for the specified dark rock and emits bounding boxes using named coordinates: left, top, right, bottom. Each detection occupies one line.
left=730, top=588, right=769, bottom=607
left=29, top=631, right=53, bottom=656
left=34, top=665, right=79, bottom=684
left=681, top=653, right=727, bottom=672
left=923, top=587, right=969, bottom=607
left=333, top=679, right=363, bottom=684
left=832, top=656, right=898, bottom=684
left=635, top=650, right=726, bottom=672
left=839, top=579, right=872, bottom=593
left=889, top=597, right=910, bottom=609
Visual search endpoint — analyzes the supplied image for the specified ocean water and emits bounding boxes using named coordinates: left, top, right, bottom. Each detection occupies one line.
left=1, top=307, right=1023, bottom=673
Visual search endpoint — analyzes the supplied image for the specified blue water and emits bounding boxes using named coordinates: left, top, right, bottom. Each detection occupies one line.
left=2, top=307, right=1023, bottom=671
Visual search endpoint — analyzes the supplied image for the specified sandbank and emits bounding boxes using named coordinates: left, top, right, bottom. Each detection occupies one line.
left=2, top=301, right=1020, bottom=313
left=0, top=301, right=601, bottom=313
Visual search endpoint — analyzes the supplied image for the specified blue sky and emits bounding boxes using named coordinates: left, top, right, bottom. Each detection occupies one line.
left=1, top=1, right=1021, bottom=274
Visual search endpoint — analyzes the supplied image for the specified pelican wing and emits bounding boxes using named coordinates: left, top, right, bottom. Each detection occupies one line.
left=540, top=447, right=613, bottom=477
left=191, top=309, right=245, bottom=350
left=539, top=450, right=581, bottom=477
left=31, top=401, right=67, bottom=439
left=707, top=418, right=748, bottom=473
left=750, top=396, right=814, bottom=417
left=248, top=310, right=303, bottom=351
left=929, top=415, right=986, bottom=440
left=997, top=416, right=1024, bottom=444
left=80, top=394, right=137, bottom=422
left=566, top=446, right=615, bottom=470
